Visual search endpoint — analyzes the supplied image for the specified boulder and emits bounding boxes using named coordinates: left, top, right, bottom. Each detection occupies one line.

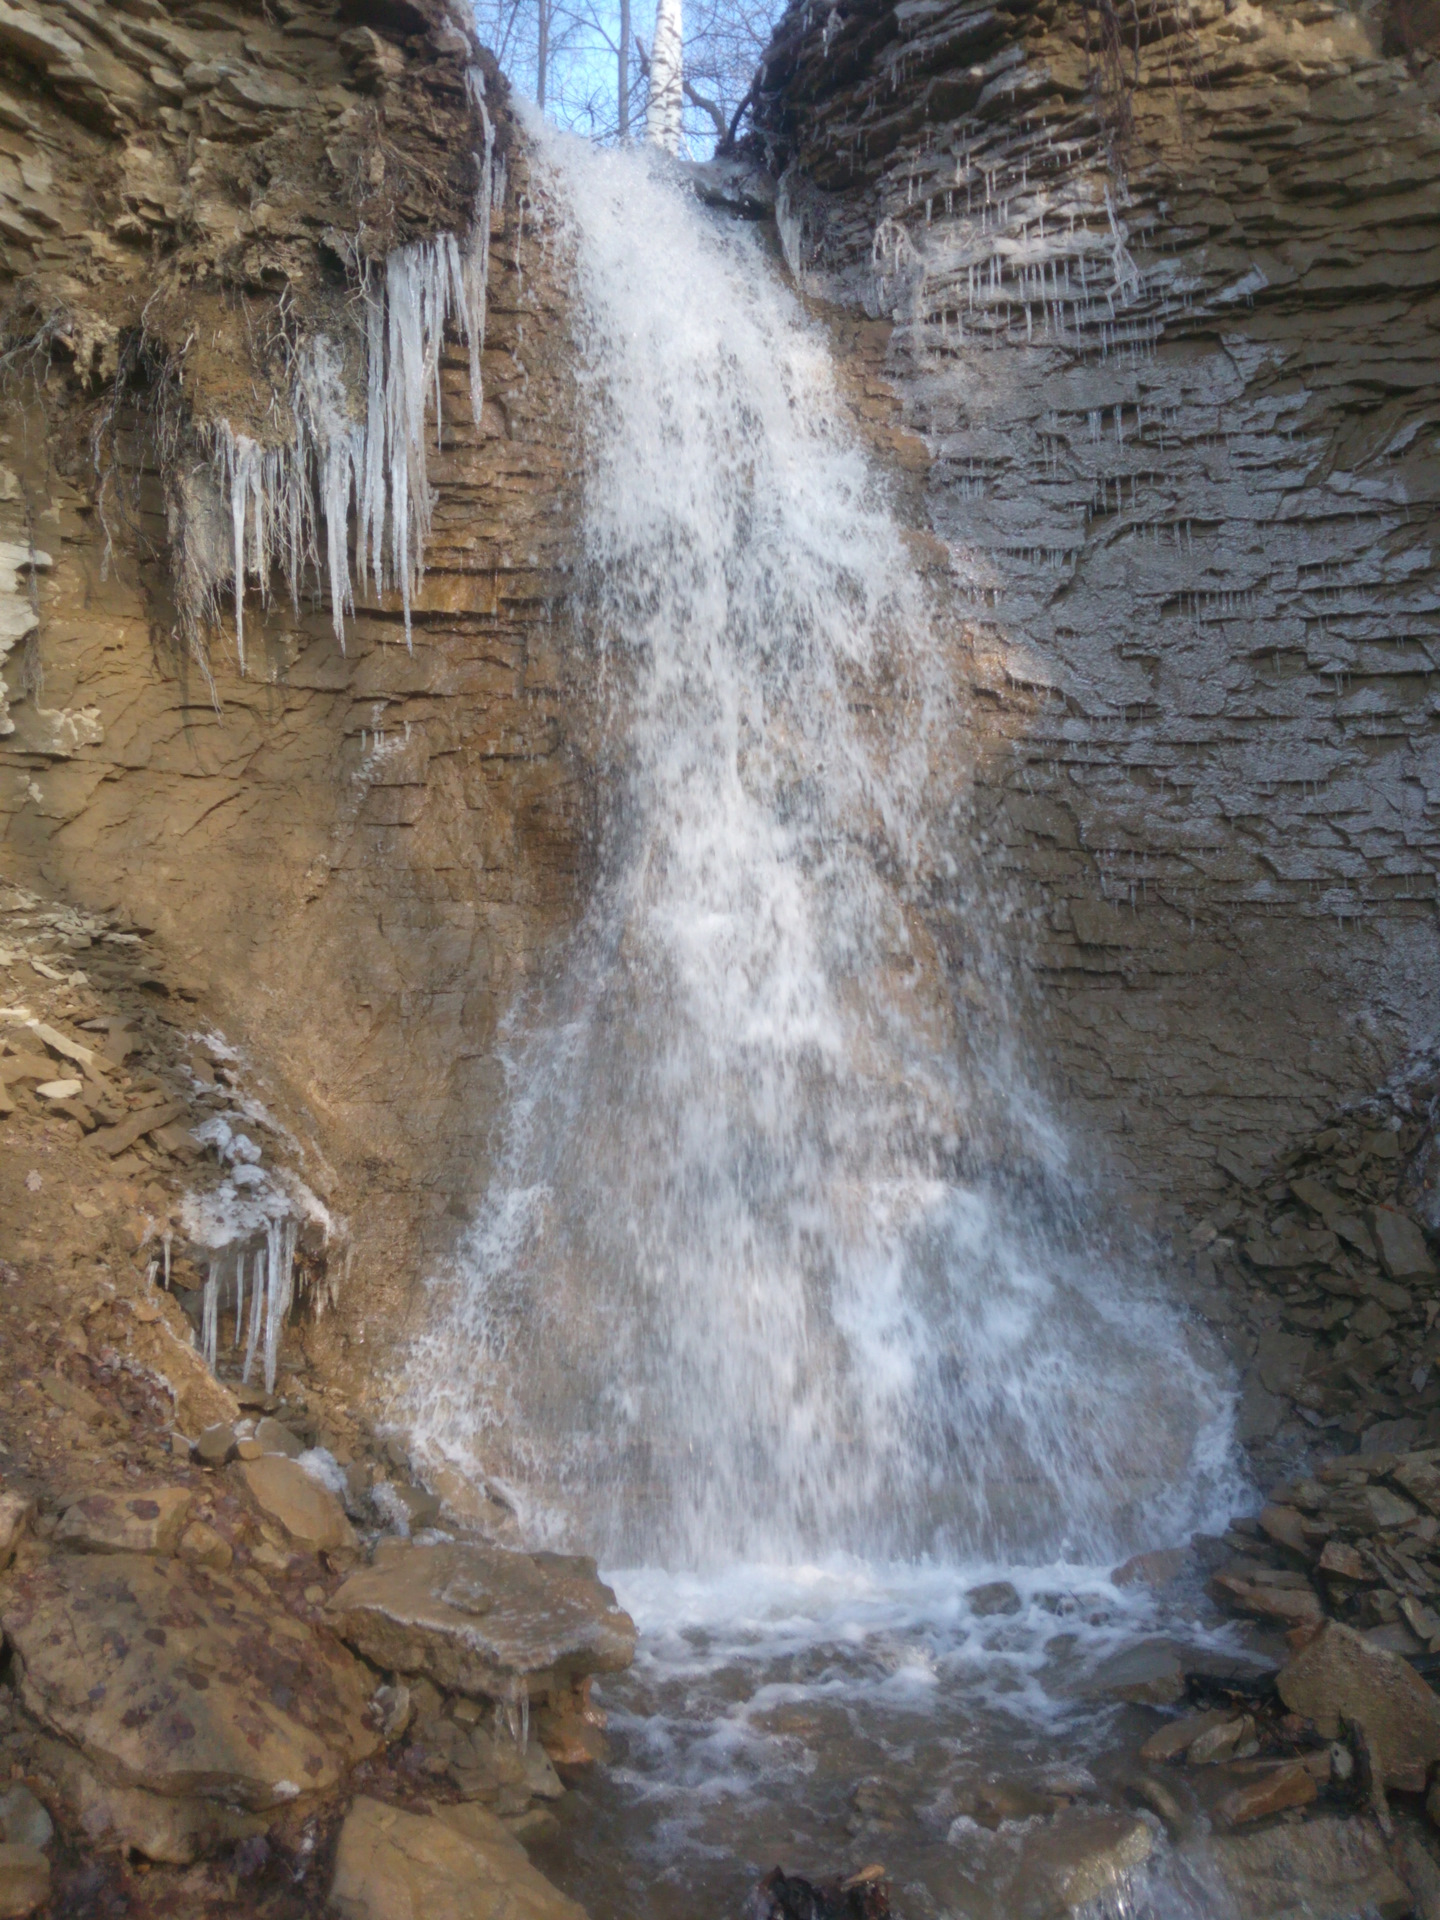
left=55, top=1485, right=194, bottom=1555
left=0, top=1791, right=49, bottom=1853
left=1213, top=1760, right=1316, bottom=1828
left=326, top=1540, right=637, bottom=1701
left=1082, top=1642, right=1185, bottom=1707
left=255, top=1417, right=303, bottom=1458
left=177, top=1519, right=232, bottom=1571
left=1211, top=1570, right=1322, bottom=1627
left=238, top=1456, right=355, bottom=1553
left=0, top=1493, right=32, bottom=1572
left=0, top=1847, right=47, bottom=1920
left=1139, top=1709, right=1236, bottom=1764
left=1205, top=1813, right=1409, bottom=1920
left=1, top=1550, right=379, bottom=1809
left=329, top=1795, right=589, bottom=1920
left=966, top=1580, right=1022, bottom=1616
left=1277, top=1621, right=1440, bottom=1791
left=1013, top=1811, right=1152, bottom=1918
left=1370, top=1206, right=1436, bottom=1282
left=34, top=1735, right=262, bottom=1865
left=1112, top=1545, right=1193, bottom=1589
left=1390, top=1453, right=1440, bottom=1516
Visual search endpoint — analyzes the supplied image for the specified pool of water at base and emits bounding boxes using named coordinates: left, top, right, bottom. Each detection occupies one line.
left=527, top=1559, right=1258, bottom=1920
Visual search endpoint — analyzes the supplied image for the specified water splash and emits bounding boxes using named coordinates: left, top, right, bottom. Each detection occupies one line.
left=405, top=120, right=1238, bottom=1570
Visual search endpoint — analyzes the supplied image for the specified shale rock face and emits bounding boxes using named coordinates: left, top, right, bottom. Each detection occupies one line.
left=756, top=0, right=1440, bottom=1202
left=0, top=1, right=589, bottom=1377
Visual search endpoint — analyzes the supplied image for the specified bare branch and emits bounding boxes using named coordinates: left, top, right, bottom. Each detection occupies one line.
left=684, top=78, right=727, bottom=138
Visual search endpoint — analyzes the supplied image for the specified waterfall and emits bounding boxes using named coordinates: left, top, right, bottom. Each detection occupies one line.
left=405, top=121, right=1238, bottom=1571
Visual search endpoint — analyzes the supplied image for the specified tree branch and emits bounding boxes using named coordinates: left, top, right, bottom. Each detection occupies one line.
left=683, top=78, right=728, bottom=138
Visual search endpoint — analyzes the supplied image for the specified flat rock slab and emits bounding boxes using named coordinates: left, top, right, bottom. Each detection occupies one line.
left=327, top=1540, right=637, bottom=1701
left=238, top=1456, right=355, bottom=1553
left=330, top=1795, right=589, bottom=1920
left=1014, top=1811, right=1153, bottom=1918
left=0, top=1845, right=48, bottom=1920
left=1203, top=1813, right=1409, bottom=1920
left=1277, top=1620, right=1440, bottom=1791
left=56, top=1485, right=193, bottom=1555
left=1, top=1551, right=379, bottom=1808
left=1081, top=1641, right=1185, bottom=1707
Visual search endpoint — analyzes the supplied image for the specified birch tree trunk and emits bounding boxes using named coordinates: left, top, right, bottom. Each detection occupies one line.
left=645, top=0, right=683, bottom=153
left=619, top=0, right=631, bottom=137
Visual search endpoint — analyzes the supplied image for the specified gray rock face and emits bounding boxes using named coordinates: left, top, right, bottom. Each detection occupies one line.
left=1, top=1550, right=380, bottom=1809
left=754, top=0, right=1440, bottom=1200
left=327, top=1539, right=637, bottom=1701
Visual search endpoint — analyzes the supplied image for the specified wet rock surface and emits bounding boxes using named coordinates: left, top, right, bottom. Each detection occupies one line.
left=754, top=0, right=1440, bottom=1206
left=327, top=1538, right=638, bottom=1700
left=330, top=1796, right=590, bottom=1920
left=0, top=1548, right=380, bottom=1807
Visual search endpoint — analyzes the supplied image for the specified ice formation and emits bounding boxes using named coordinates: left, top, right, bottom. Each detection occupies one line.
left=194, top=97, right=497, bottom=665
left=181, top=1111, right=336, bottom=1393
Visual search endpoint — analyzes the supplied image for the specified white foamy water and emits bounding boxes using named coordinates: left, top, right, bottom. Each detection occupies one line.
left=536, top=1560, right=1249, bottom=1919
left=403, top=117, right=1240, bottom=1574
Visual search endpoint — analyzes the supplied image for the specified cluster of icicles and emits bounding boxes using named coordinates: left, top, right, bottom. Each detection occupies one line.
left=198, top=1216, right=299, bottom=1395
left=201, top=81, right=502, bottom=664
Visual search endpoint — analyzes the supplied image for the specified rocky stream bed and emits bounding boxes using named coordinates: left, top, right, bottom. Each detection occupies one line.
left=3, top=868, right=1440, bottom=1918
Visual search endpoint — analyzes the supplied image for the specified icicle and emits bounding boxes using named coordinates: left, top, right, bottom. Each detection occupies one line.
left=243, top=1243, right=265, bottom=1384
left=202, top=1259, right=219, bottom=1370
left=197, top=160, right=494, bottom=663
left=234, top=1249, right=246, bottom=1352
left=262, top=1215, right=298, bottom=1393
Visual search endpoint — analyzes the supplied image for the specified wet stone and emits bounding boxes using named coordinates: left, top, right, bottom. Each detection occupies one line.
left=1213, top=1759, right=1316, bottom=1828
left=329, top=1795, right=589, bottom=1920
left=966, top=1580, right=1022, bottom=1617
left=194, top=1422, right=235, bottom=1466
left=0, top=1549, right=380, bottom=1807
left=1084, top=1642, right=1184, bottom=1707
left=1013, top=1810, right=1152, bottom=1919
left=1207, top=1812, right=1408, bottom=1918
left=326, top=1538, right=637, bottom=1701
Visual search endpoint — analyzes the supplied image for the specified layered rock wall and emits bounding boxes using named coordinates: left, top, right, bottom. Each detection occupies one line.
left=0, top=2, right=588, bottom=1371
left=757, top=0, right=1440, bottom=1201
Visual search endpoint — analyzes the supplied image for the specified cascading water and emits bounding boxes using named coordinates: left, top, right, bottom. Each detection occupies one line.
left=404, top=118, right=1239, bottom=1581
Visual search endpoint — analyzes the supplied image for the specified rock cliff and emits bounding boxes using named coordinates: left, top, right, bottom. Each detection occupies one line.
left=0, top=0, right=590, bottom=1379
left=755, top=0, right=1440, bottom=1203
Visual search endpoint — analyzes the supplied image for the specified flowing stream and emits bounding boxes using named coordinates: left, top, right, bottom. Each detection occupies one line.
left=404, top=122, right=1247, bottom=1916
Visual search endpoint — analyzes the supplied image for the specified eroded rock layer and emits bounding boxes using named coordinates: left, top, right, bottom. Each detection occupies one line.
left=757, top=0, right=1440, bottom=1201
left=0, top=2, right=588, bottom=1368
